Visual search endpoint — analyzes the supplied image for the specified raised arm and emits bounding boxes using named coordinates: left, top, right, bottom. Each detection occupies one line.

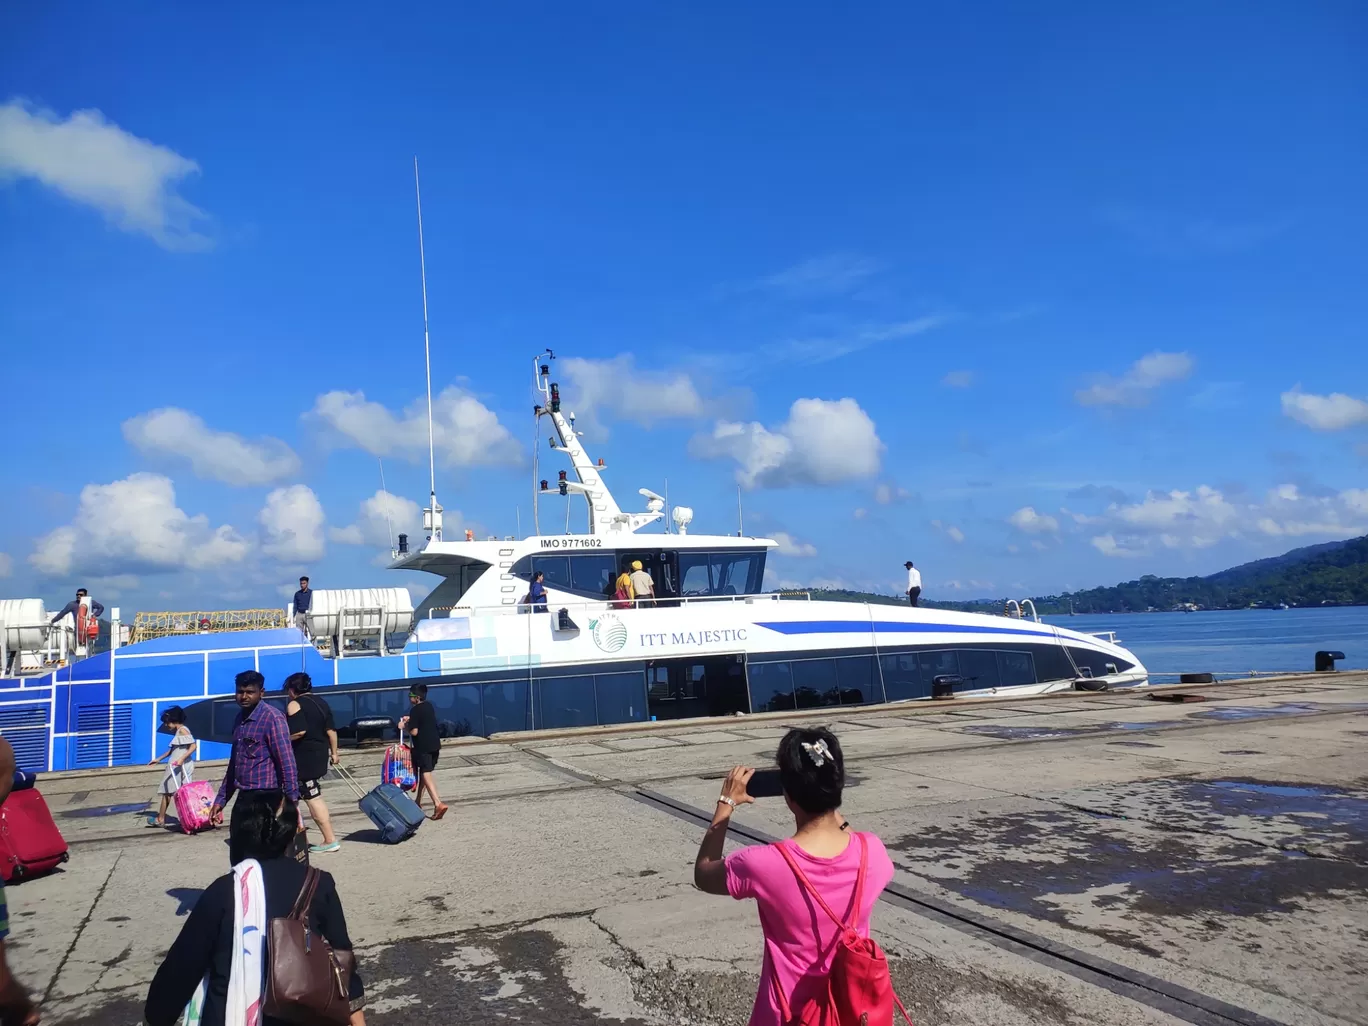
left=694, top=766, right=753, bottom=895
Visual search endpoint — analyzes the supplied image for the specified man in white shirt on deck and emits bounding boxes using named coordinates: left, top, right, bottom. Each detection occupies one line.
left=905, top=561, right=922, bottom=607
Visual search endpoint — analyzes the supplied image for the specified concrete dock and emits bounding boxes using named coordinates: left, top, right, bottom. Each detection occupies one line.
left=7, top=672, right=1368, bottom=1026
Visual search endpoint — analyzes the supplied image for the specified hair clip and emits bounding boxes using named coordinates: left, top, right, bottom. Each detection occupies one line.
left=800, top=738, right=831, bottom=767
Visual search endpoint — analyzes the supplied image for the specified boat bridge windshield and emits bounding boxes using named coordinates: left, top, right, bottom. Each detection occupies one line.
left=511, top=547, right=767, bottom=601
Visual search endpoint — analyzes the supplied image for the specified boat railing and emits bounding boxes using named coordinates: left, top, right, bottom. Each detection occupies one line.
left=433, top=590, right=812, bottom=620
left=1087, top=630, right=1119, bottom=644
left=1, top=621, right=73, bottom=678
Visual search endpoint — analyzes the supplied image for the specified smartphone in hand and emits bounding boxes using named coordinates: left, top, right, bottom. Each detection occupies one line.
left=747, top=768, right=784, bottom=798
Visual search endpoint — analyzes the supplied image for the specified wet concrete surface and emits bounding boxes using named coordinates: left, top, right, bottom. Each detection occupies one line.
left=10, top=672, right=1368, bottom=1026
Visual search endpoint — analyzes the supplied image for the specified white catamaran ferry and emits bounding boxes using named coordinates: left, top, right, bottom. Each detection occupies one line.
left=0, top=350, right=1148, bottom=773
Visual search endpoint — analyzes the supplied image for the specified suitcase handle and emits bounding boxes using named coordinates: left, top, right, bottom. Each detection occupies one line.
left=330, top=762, right=369, bottom=801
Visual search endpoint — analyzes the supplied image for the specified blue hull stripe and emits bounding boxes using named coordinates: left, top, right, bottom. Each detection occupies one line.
left=755, top=620, right=1058, bottom=640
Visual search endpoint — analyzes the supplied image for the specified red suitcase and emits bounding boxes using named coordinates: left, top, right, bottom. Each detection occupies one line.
left=0, top=788, right=70, bottom=882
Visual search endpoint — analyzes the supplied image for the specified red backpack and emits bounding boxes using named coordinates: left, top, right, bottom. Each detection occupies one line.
left=772, top=833, right=912, bottom=1026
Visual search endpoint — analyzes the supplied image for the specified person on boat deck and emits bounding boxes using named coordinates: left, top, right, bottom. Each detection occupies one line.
left=292, top=576, right=312, bottom=634
left=904, top=561, right=922, bottom=607
left=525, top=571, right=549, bottom=613
left=628, top=560, right=655, bottom=604
left=49, top=587, right=103, bottom=624
left=614, top=568, right=635, bottom=609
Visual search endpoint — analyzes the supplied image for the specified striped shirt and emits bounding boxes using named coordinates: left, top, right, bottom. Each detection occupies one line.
left=215, top=701, right=300, bottom=804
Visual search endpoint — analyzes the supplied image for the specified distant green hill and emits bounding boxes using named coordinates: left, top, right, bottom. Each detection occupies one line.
left=790, top=534, right=1368, bottom=613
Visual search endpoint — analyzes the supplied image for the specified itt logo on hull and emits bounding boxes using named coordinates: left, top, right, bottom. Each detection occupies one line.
left=589, top=613, right=628, bottom=653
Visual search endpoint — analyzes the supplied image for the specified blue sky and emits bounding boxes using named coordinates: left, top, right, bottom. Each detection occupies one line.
left=1, top=3, right=1365, bottom=612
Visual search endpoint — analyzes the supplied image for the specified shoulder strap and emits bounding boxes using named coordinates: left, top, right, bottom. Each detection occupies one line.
left=774, top=833, right=867, bottom=932
left=289, top=866, right=322, bottom=921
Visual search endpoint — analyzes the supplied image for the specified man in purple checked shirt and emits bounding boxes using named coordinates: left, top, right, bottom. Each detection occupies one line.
left=209, top=670, right=300, bottom=825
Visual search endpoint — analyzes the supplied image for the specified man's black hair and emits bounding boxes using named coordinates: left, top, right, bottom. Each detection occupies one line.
left=76, top=588, right=88, bottom=597
left=299, top=576, right=309, bottom=583
left=235, top=669, right=265, bottom=691
left=228, top=790, right=299, bottom=865
left=775, top=726, right=845, bottom=815
left=284, top=671, right=312, bottom=694
left=410, top=682, right=429, bottom=700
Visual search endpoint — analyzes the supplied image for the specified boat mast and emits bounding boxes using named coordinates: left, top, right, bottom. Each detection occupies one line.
left=414, top=157, right=442, bottom=542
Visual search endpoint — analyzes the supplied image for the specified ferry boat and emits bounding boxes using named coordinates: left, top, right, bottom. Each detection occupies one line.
left=0, top=352, right=1149, bottom=772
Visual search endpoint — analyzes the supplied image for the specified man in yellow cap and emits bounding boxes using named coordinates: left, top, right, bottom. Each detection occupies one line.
left=628, top=560, right=655, bottom=605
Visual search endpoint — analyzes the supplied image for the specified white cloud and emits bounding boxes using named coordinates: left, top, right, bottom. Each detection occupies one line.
left=259, top=485, right=326, bottom=563
left=122, top=407, right=299, bottom=486
left=771, top=532, right=817, bottom=557
left=1008, top=506, right=1060, bottom=534
left=1281, top=389, right=1368, bottom=432
left=310, top=386, right=521, bottom=467
left=853, top=508, right=868, bottom=520
left=0, top=100, right=210, bottom=250
left=1076, top=351, right=1193, bottom=408
left=874, top=482, right=911, bottom=505
left=1088, top=483, right=1368, bottom=557
left=753, top=254, right=881, bottom=296
left=767, top=315, right=951, bottom=366
left=30, top=473, right=248, bottom=576
left=941, top=370, right=975, bottom=388
left=691, top=397, right=883, bottom=489
left=330, top=490, right=421, bottom=548
left=0, top=553, right=11, bottom=578
left=931, top=519, right=966, bottom=543
left=558, top=355, right=708, bottom=436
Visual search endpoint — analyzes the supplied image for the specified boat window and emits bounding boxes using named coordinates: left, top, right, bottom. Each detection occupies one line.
left=535, top=675, right=596, bottom=730
left=570, top=554, right=616, bottom=596
left=482, top=681, right=530, bottom=735
left=835, top=655, right=880, bottom=705
left=594, top=671, right=647, bottom=724
left=426, top=684, right=481, bottom=738
left=531, top=555, right=573, bottom=590
left=792, top=658, right=841, bottom=708
left=918, top=650, right=959, bottom=682
left=677, top=549, right=766, bottom=597
left=998, top=651, right=1036, bottom=687
left=957, top=649, right=1001, bottom=690
left=748, top=660, right=796, bottom=713
left=879, top=653, right=927, bottom=701
left=353, top=689, right=408, bottom=723
left=1033, top=645, right=1075, bottom=683
left=1066, top=647, right=1133, bottom=676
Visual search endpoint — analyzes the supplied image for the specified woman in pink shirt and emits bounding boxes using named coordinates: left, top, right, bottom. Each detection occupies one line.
left=693, top=727, right=896, bottom=1025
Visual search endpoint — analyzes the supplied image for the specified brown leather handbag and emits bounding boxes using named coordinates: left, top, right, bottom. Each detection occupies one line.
left=262, top=867, right=356, bottom=1024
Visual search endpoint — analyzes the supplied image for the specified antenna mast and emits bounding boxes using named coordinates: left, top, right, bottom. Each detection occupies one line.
left=414, top=157, right=442, bottom=542
left=379, top=458, right=394, bottom=553
left=737, top=485, right=744, bottom=537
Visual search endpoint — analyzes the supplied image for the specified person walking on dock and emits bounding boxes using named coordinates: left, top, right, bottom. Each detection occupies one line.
left=149, top=705, right=198, bottom=828
left=292, top=576, right=312, bottom=635
left=904, top=561, right=922, bottom=607
left=285, top=672, right=341, bottom=855
left=398, top=683, right=448, bottom=820
left=210, top=671, right=300, bottom=826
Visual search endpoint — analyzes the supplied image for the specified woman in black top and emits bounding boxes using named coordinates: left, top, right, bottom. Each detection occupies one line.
left=144, top=791, right=366, bottom=1026
left=398, top=683, right=447, bottom=820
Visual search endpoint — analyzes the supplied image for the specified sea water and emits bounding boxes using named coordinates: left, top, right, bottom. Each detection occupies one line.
left=1042, top=606, right=1367, bottom=676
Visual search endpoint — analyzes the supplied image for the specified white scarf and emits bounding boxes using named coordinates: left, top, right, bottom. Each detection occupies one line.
left=185, top=858, right=267, bottom=1026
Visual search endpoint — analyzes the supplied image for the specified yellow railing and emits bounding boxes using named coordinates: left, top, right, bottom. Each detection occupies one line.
left=132, top=609, right=288, bottom=642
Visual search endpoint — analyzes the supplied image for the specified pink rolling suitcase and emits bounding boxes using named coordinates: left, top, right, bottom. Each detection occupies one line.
left=175, top=780, right=216, bottom=834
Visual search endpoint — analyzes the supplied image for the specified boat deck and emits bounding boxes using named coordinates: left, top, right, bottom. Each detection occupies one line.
left=16, top=671, right=1368, bottom=1026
